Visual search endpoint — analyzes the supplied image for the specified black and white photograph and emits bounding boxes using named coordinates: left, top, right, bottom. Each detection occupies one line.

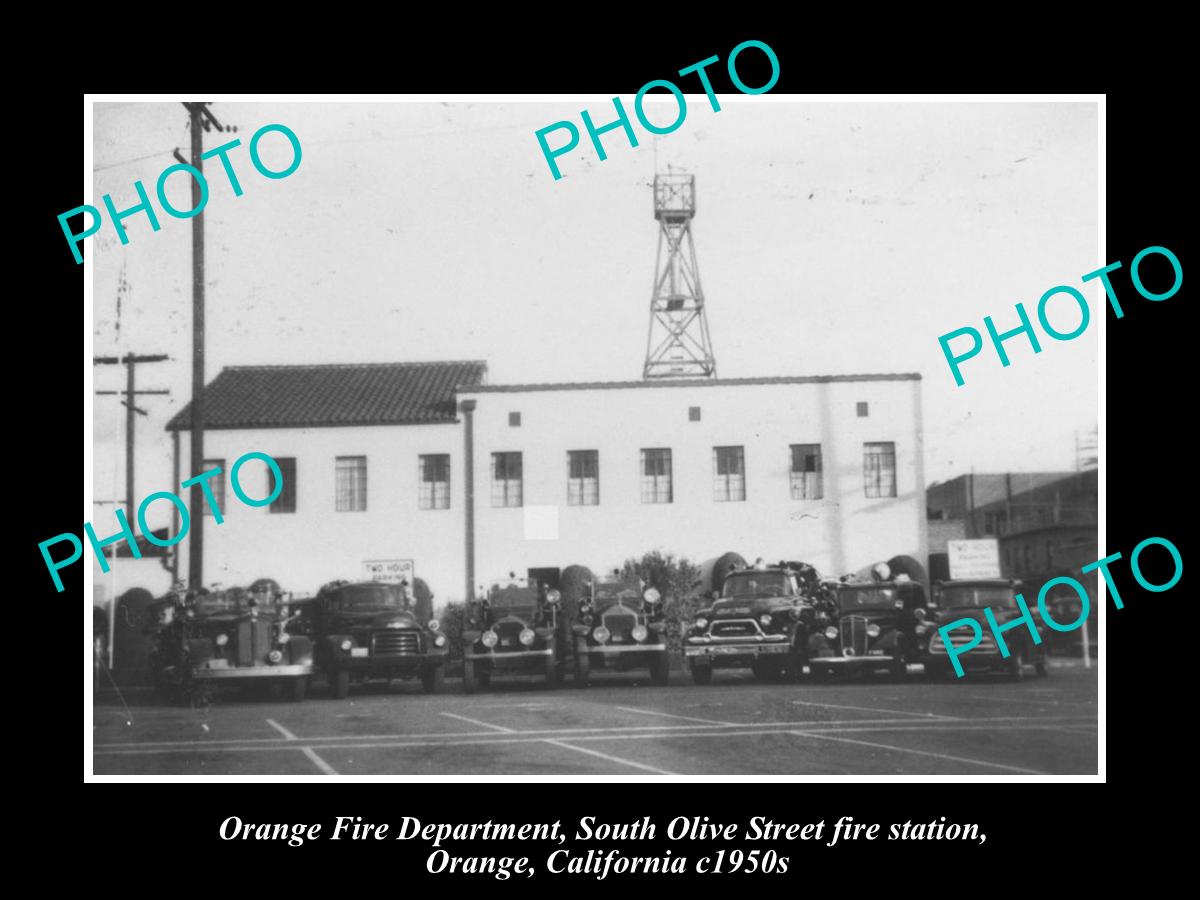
left=83, top=94, right=1101, bottom=778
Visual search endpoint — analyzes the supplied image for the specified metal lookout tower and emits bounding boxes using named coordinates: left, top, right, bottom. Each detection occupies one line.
left=643, top=173, right=717, bottom=379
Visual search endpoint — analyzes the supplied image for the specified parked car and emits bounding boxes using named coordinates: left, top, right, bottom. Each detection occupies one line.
left=806, top=574, right=927, bottom=681
left=920, top=578, right=1048, bottom=681
left=683, top=561, right=814, bottom=685
left=149, top=583, right=314, bottom=701
left=572, top=573, right=669, bottom=686
left=293, top=580, right=447, bottom=698
left=461, top=578, right=565, bottom=692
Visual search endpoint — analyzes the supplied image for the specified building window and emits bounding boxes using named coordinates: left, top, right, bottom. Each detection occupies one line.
left=335, top=456, right=367, bottom=511
left=789, top=444, right=823, bottom=500
left=640, top=448, right=673, bottom=504
left=863, top=442, right=897, bottom=498
left=200, top=459, right=225, bottom=516
left=419, top=454, right=450, bottom=510
left=689, top=406, right=701, bottom=422
left=857, top=401, right=869, bottom=417
left=491, top=452, right=523, bottom=507
left=509, top=412, right=521, bottom=427
left=713, top=446, right=746, bottom=502
left=269, top=457, right=296, bottom=514
left=567, top=450, right=599, bottom=506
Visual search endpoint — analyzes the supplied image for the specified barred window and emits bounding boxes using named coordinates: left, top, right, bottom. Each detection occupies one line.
left=491, top=452, right=523, bottom=507
left=200, top=459, right=225, bottom=516
left=640, top=448, right=672, bottom=504
left=713, top=446, right=745, bottom=502
left=789, top=444, right=823, bottom=500
left=335, top=456, right=367, bottom=511
left=567, top=450, right=599, bottom=506
left=269, top=457, right=296, bottom=514
left=419, top=454, right=450, bottom=510
left=863, top=442, right=897, bottom=498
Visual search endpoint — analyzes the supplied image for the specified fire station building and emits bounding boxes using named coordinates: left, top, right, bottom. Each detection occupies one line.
left=167, top=362, right=927, bottom=604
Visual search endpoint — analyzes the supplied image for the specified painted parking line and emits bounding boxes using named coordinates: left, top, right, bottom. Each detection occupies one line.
left=791, top=699, right=954, bottom=720
left=301, top=747, right=339, bottom=775
left=612, top=705, right=733, bottom=726
left=789, top=730, right=1048, bottom=775
left=543, top=740, right=678, bottom=775
left=94, top=714, right=1096, bottom=752
left=266, top=719, right=299, bottom=740
left=439, top=712, right=515, bottom=733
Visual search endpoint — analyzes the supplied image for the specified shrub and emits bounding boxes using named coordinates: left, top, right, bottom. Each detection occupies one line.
left=618, top=550, right=701, bottom=664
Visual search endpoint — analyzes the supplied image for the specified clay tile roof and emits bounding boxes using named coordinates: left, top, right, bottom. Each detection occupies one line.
left=166, top=361, right=486, bottom=431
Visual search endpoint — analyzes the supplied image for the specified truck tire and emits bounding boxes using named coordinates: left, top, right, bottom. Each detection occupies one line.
left=291, top=676, right=309, bottom=702
left=544, top=653, right=559, bottom=689
left=574, top=640, right=591, bottom=687
left=1007, top=651, right=1025, bottom=682
left=463, top=660, right=479, bottom=694
left=691, top=660, right=713, bottom=686
left=332, top=668, right=351, bottom=699
left=649, top=650, right=670, bottom=686
left=421, top=665, right=444, bottom=694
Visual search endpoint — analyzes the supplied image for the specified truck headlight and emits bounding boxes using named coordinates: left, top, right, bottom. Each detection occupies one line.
left=867, top=623, right=881, bottom=638
left=340, top=638, right=353, bottom=651
left=519, top=628, right=535, bottom=646
left=277, top=631, right=290, bottom=644
left=593, top=626, right=610, bottom=644
left=434, top=633, right=447, bottom=648
left=695, top=617, right=709, bottom=630
left=481, top=630, right=498, bottom=648
left=824, top=626, right=838, bottom=640
left=268, top=650, right=283, bottom=664
left=643, top=588, right=661, bottom=605
left=913, top=607, right=927, bottom=622
left=546, top=589, right=562, bottom=605
left=632, top=625, right=648, bottom=643
left=428, top=619, right=440, bottom=632
left=759, top=614, right=773, bottom=627
left=215, top=633, right=229, bottom=647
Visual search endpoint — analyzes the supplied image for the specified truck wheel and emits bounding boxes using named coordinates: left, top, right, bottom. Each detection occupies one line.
left=331, top=668, right=351, bottom=699
left=544, top=654, right=559, bottom=689
left=421, top=665, right=444, bottom=694
left=1007, top=651, right=1025, bottom=682
left=809, top=665, right=830, bottom=683
left=574, top=641, right=591, bottom=687
left=691, top=661, right=713, bottom=686
left=751, top=661, right=770, bottom=682
left=649, top=650, right=670, bottom=686
left=463, top=660, right=478, bottom=694
left=291, top=677, right=309, bottom=702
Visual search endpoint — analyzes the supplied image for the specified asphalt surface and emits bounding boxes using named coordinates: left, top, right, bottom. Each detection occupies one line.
left=91, top=659, right=1098, bottom=776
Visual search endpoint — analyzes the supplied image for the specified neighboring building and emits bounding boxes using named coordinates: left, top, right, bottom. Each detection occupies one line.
left=165, top=363, right=927, bottom=606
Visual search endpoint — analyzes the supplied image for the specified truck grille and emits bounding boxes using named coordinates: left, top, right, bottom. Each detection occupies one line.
left=929, top=630, right=996, bottom=655
left=711, top=620, right=757, bottom=638
left=601, top=610, right=637, bottom=636
left=840, top=616, right=870, bottom=656
left=372, top=629, right=421, bottom=656
left=495, top=621, right=528, bottom=645
left=235, top=620, right=272, bottom=665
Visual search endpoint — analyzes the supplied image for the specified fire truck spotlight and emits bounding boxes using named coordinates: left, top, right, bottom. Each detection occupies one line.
left=546, top=589, right=562, bottom=605
left=593, top=626, right=611, bottom=644
left=519, top=628, right=535, bottom=646
left=643, top=587, right=661, bottom=604
left=428, top=619, right=440, bottom=632
left=277, top=631, right=290, bottom=644
left=632, top=625, right=648, bottom=643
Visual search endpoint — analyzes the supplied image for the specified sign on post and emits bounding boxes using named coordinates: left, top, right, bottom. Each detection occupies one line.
left=363, top=559, right=414, bottom=584
left=947, top=539, right=1001, bottom=579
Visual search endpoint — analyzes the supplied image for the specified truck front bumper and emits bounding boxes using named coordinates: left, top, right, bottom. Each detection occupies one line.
left=684, top=639, right=791, bottom=665
left=464, top=648, right=555, bottom=670
left=193, top=663, right=313, bottom=680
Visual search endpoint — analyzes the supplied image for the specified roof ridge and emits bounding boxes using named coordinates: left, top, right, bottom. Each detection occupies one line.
left=222, top=360, right=487, bottom=371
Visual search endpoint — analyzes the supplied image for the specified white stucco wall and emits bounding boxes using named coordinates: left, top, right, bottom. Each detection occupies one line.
left=464, top=377, right=927, bottom=587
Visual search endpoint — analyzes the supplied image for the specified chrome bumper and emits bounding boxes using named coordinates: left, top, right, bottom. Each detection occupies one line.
left=684, top=642, right=791, bottom=658
left=587, top=643, right=667, bottom=655
left=463, top=648, right=555, bottom=661
left=812, top=654, right=897, bottom=665
left=193, top=663, right=313, bottom=679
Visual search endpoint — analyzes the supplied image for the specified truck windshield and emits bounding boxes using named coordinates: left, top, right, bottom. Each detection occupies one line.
left=333, top=584, right=399, bottom=609
left=838, top=588, right=899, bottom=611
left=938, top=586, right=1016, bottom=609
left=594, top=582, right=642, bottom=605
left=722, top=572, right=794, bottom=598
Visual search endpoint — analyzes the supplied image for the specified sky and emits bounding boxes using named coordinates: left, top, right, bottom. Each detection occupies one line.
left=90, top=99, right=1098, bottom=513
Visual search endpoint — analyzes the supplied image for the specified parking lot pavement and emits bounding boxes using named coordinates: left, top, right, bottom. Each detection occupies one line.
left=91, top=659, right=1098, bottom=776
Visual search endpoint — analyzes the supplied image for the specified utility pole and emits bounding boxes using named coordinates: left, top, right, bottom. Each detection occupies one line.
left=181, top=102, right=236, bottom=590
left=94, top=353, right=170, bottom=522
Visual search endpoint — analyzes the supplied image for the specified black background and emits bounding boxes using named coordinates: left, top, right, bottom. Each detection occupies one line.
left=29, top=25, right=1183, bottom=889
